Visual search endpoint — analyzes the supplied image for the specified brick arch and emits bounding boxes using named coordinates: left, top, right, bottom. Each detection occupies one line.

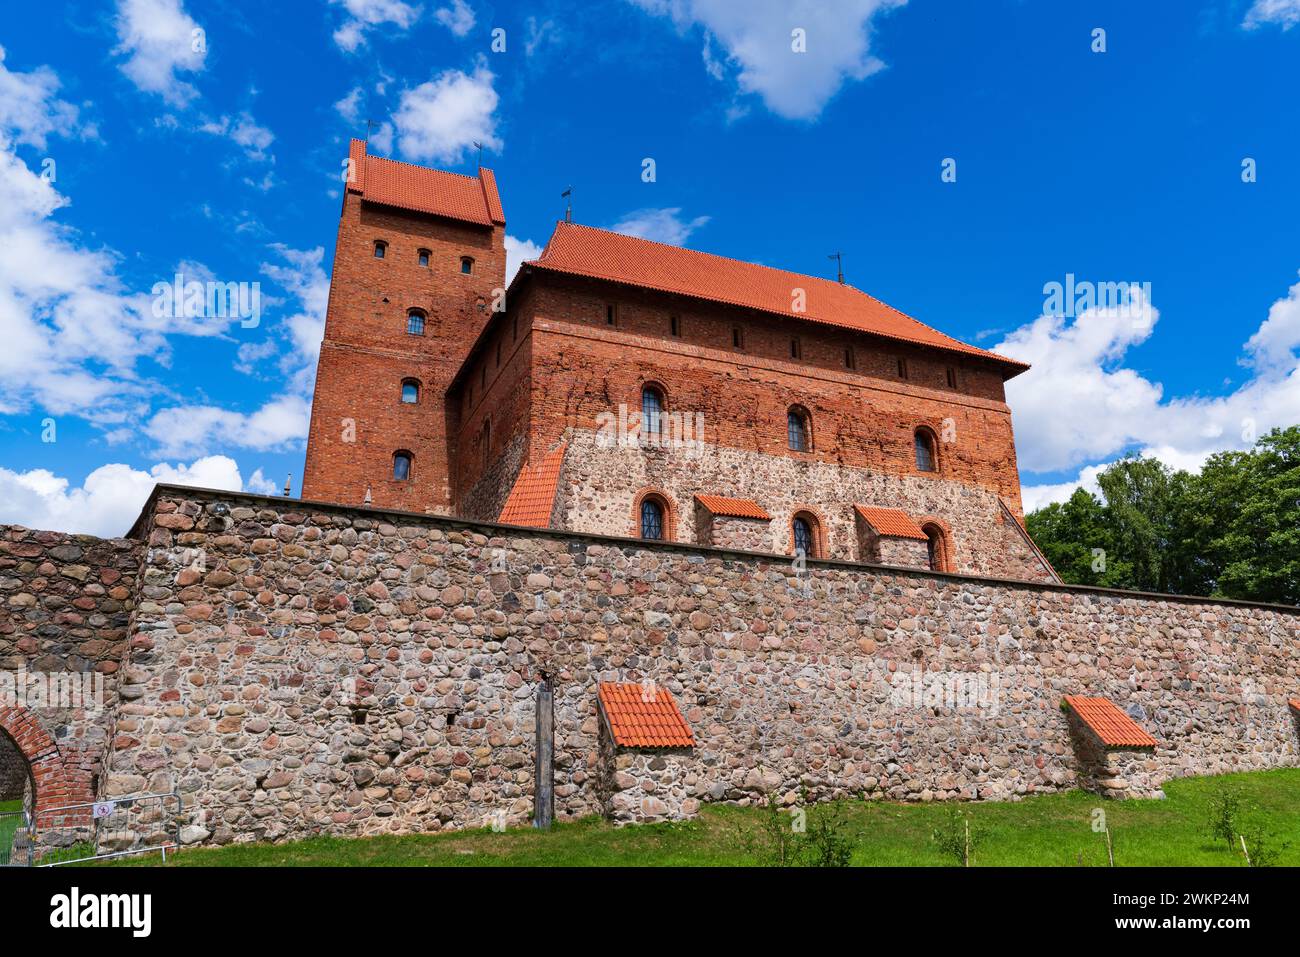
left=788, top=505, right=828, bottom=559
left=916, top=515, right=955, bottom=573
left=631, top=487, right=678, bottom=541
left=0, top=705, right=87, bottom=817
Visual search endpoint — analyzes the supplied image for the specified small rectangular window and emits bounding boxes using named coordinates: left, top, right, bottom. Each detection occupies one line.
left=732, top=327, right=744, bottom=349
left=670, top=314, right=680, bottom=337
left=790, top=337, right=801, bottom=360
left=844, top=347, right=855, bottom=370
left=418, top=249, right=429, bottom=267
left=605, top=304, right=617, bottom=325
left=946, top=366, right=958, bottom=389
left=897, top=357, right=908, bottom=379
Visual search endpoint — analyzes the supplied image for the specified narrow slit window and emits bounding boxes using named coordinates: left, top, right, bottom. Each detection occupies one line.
left=732, top=327, right=744, bottom=349
left=374, top=240, right=387, bottom=259
left=946, top=366, right=958, bottom=389
left=897, top=357, right=908, bottom=379
left=670, top=314, right=681, bottom=337
left=844, top=347, right=855, bottom=369
left=606, top=304, right=617, bottom=326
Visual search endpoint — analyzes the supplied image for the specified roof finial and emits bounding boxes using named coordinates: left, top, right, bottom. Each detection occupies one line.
left=363, top=484, right=373, bottom=506
left=283, top=473, right=292, bottom=497
left=828, top=251, right=845, bottom=284
left=561, top=186, right=572, bottom=223
left=473, top=140, right=484, bottom=168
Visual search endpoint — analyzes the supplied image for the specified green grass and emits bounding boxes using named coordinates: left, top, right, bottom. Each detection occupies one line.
left=1, top=799, right=24, bottom=865
left=106, top=769, right=1300, bottom=867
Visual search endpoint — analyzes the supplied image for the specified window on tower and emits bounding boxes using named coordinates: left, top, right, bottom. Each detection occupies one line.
left=407, top=310, right=426, bottom=335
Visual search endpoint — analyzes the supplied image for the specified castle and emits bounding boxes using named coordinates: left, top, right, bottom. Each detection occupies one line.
left=1, top=144, right=1297, bottom=856
left=303, top=140, right=1057, bottom=584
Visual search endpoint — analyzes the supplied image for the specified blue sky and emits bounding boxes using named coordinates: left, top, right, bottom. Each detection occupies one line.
left=1, top=0, right=1298, bottom=535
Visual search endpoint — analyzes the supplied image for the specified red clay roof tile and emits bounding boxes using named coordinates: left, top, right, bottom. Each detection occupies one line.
left=527, top=221, right=1027, bottom=375
left=347, top=138, right=503, bottom=227
left=854, top=505, right=927, bottom=540
left=497, top=443, right=566, bottom=528
left=1289, top=698, right=1300, bottom=714
left=694, top=494, right=771, bottom=520
left=1064, top=695, right=1158, bottom=749
left=598, top=681, right=694, bottom=749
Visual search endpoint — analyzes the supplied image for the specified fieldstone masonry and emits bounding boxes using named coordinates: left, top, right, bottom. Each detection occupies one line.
left=2, top=485, right=1298, bottom=849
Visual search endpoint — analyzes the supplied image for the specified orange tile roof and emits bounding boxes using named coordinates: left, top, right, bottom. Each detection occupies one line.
left=1063, top=695, right=1158, bottom=749
left=347, top=138, right=505, bottom=226
left=854, top=505, right=927, bottom=540
left=1289, top=698, right=1300, bottom=714
left=526, top=222, right=1028, bottom=375
left=598, top=682, right=694, bottom=749
left=694, top=494, right=771, bottom=520
left=497, top=443, right=566, bottom=528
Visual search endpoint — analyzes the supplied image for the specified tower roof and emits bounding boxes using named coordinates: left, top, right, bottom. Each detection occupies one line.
left=346, top=138, right=505, bottom=227
left=526, top=221, right=1027, bottom=375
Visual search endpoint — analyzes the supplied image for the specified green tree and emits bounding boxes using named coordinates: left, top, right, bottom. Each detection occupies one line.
left=1024, top=426, right=1300, bottom=604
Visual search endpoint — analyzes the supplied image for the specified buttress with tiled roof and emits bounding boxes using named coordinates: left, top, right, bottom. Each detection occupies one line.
left=303, top=145, right=1059, bottom=585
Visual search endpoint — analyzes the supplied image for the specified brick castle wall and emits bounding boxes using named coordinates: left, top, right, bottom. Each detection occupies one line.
left=302, top=193, right=505, bottom=513
left=95, top=489, right=1298, bottom=845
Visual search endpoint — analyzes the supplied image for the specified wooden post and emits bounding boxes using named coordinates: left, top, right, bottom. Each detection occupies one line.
left=533, top=674, right=554, bottom=830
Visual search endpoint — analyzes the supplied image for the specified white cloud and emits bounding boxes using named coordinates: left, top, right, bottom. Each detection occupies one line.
left=1003, top=276, right=1300, bottom=506
left=330, top=0, right=422, bottom=52
left=1020, top=463, right=1107, bottom=513
left=139, top=244, right=326, bottom=456
left=1244, top=0, right=1300, bottom=29
left=629, top=0, right=907, bottom=119
left=505, top=234, right=542, bottom=285
left=260, top=244, right=329, bottom=377
left=434, top=0, right=476, bottom=36
left=113, top=0, right=207, bottom=106
left=0, top=455, right=271, bottom=537
left=0, top=46, right=87, bottom=149
left=334, top=86, right=363, bottom=123
left=392, top=62, right=500, bottom=164
left=606, top=207, right=710, bottom=246
left=1244, top=271, right=1300, bottom=374
left=197, top=111, right=275, bottom=161
left=143, top=394, right=311, bottom=458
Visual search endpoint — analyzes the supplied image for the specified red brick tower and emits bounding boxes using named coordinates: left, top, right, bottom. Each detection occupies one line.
left=302, top=139, right=506, bottom=511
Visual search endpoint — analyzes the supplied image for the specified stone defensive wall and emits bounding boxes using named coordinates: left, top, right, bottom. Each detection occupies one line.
left=4, top=485, right=1299, bottom=846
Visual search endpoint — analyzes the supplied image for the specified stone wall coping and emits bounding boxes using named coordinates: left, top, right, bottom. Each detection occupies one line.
left=124, top=483, right=1300, bottom=615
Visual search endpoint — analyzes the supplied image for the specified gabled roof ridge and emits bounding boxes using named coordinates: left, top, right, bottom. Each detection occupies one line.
left=366, top=150, right=490, bottom=184
left=525, top=221, right=1028, bottom=373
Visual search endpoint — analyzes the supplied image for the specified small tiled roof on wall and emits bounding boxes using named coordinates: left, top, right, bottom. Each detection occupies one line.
left=854, top=505, right=927, bottom=540
left=1063, top=695, right=1158, bottom=749
left=694, top=494, right=771, bottom=520
left=526, top=221, right=1028, bottom=376
left=1289, top=698, right=1300, bottom=715
left=497, top=443, right=567, bottom=528
left=346, top=138, right=505, bottom=226
left=598, top=682, right=695, bottom=749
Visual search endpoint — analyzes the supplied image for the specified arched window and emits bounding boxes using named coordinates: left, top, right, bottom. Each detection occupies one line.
left=392, top=451, right=412, bottom=481
left=640, top=497, right=665, bottom=540
left=923, top=523, right=948, bottom=572
left=460, top=256, right=474, bottom=275
left=641, top=385, right=664, bottom=436
left=791, top=512, right=821, bottom=558
left=401, top=379, right=420, bottom=404
left=914, top=428, right=937, bottom=472
left=417, top=249, right=430, bottom=267
left=373, top=240, right=387, bottom=259
left=787, top=406, right=811, bottom=452
left=407, top=310, right=426, bottom=336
